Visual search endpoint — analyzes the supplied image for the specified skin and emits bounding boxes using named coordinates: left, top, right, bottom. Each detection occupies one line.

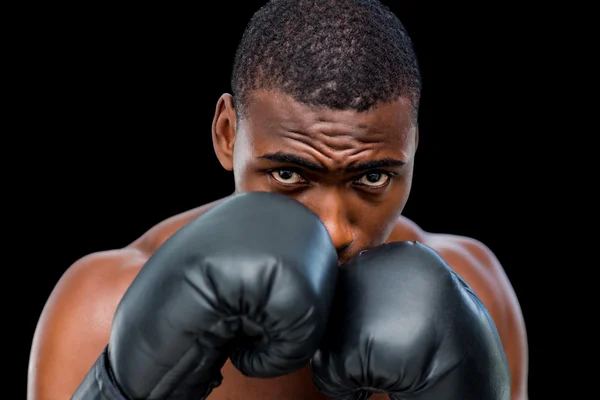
left=28, top=90, right=529, bottom=400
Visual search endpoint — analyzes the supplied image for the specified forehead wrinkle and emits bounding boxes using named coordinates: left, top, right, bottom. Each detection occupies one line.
left=307, top=120, right=386, bottom=142
left=281, top=129, right=384, bottom=156
left=314, top=136, right=384, bottom=154
left=312, top=132, right=386, bottom=151
left=274, top=130, right=392, bottom=170
left=285, top=123, right=389, bottom=147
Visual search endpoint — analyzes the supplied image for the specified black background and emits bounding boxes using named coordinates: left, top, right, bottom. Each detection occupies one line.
left=20, top=1, right=554, bottom=397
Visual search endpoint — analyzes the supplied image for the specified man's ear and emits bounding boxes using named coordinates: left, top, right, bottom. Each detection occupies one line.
left=212, top=93, right=237, bottom=171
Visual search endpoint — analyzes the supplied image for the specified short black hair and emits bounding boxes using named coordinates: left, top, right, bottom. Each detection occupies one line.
left=231, top=0, right=421, bottom=121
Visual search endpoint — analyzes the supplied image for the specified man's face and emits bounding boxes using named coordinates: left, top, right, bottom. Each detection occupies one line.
left=212, top=90, right=418, bottom=263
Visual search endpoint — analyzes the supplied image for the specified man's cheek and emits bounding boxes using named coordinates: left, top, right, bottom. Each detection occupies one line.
left=235, top=172, right=270, bottom=193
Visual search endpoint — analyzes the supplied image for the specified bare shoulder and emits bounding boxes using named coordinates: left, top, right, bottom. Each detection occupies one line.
left=28, top=247, right=148, bottom=399
left=424, top=232, right=508, bottom=296
left=28, top=197, right=230, bottom=399
left=423, top=231, right=519, bottom=329
left=389, top=216, right=518, bottom=309
left=390, top=216, right=529, bottom=399
left=130, top=196, right=228, bottom=253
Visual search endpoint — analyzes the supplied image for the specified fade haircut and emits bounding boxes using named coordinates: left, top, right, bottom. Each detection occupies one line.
left=231, top=0, right=422, bottom=123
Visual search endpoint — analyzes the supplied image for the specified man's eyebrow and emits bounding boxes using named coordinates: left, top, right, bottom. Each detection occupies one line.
left=258, top=152, right=406, bottom=173
left=345, top=158, right=406, bottom=173
left=258, top=152, right=328, bottom=172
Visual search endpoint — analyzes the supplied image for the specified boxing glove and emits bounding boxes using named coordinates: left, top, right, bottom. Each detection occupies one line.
left=311, top=241, right=510, bottom=400
left=72, top=191, right=338, bottom=400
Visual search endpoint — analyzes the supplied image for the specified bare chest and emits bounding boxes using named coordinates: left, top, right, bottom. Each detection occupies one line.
left=209, top=361, right=389, bottom=399
left=208, top=362, right=327, bottom=400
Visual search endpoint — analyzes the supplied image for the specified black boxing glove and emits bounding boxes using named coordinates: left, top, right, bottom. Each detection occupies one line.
left=72, top=192, right=338, bottom=400
left=311, top=241, right=510, bottom=400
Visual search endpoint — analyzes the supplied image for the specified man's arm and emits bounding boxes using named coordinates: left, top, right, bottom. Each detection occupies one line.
left=27, top=248, right=147, bottom=400
left=427, top=235, right=529, bottom=400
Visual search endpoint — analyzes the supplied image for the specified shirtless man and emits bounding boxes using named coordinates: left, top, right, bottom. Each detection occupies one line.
left=28, top=1, right=529, bottom=399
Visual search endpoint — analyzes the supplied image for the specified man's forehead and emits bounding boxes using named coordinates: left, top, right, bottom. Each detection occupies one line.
left=239, top=90, right=415, bottom=142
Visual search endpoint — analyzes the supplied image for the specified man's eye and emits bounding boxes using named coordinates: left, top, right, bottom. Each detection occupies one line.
left=356, top=172, right=390, bottom=187
left=270, top=169, right=304, bottom=184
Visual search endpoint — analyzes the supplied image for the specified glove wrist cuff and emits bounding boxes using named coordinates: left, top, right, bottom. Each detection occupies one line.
left=71, top=346, right=129, bottom=400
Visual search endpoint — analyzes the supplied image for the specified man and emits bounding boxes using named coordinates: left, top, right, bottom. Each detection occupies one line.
left=28, top=0, right=528, bottom=399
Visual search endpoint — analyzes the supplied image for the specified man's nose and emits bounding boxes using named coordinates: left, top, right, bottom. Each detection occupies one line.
left=308, top=199, right=354, bottom=254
